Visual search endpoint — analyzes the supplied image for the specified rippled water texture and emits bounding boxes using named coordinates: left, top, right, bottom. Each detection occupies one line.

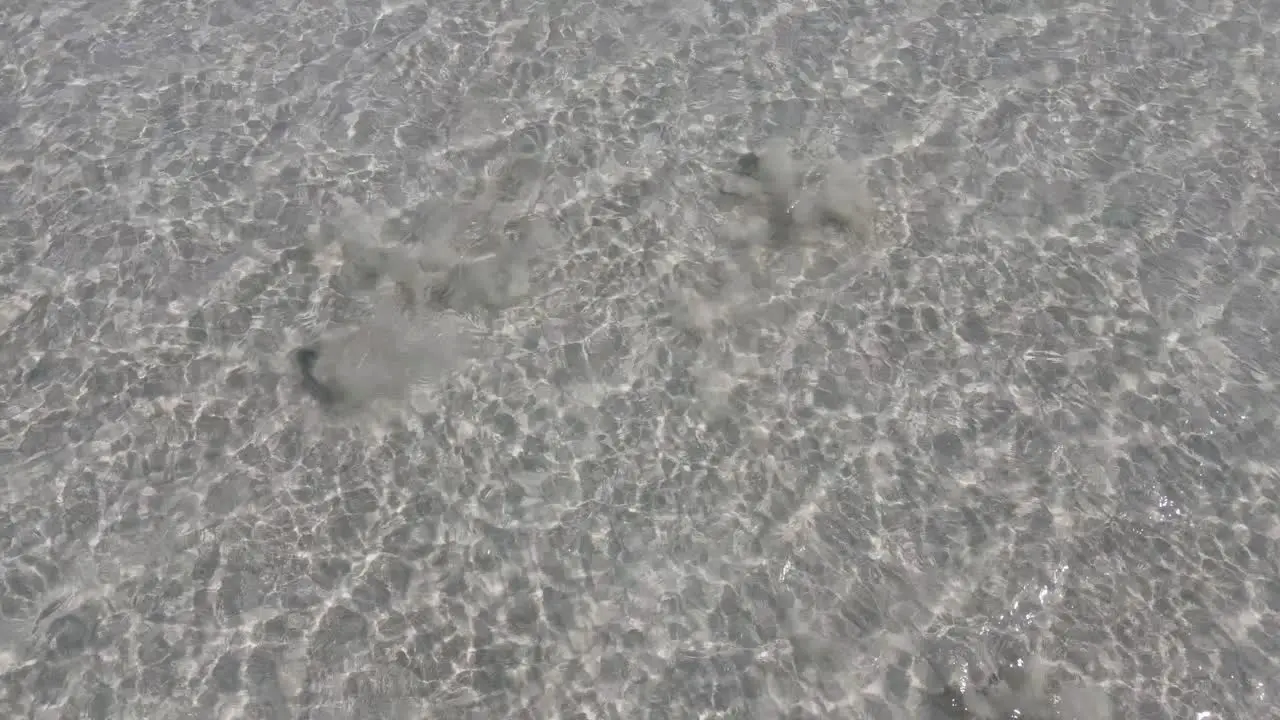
left=2, top=0, right=1279, bottom=718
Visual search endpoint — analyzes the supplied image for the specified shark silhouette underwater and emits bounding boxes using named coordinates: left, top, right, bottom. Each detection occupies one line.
left=290, top=261, right=490, bottom=410
left=290, top=257, right=508, bottom=410
left=293, top=345, right=340, bottom=406
left=728, top=142, right=877, bottom=247
left=291, top=209, right=554, bottom=409
left=292, top=143, right=867, bottom=407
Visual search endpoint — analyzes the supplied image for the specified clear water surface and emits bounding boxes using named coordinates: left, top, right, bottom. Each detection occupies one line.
left=1, top=0, right=1278, bottom=718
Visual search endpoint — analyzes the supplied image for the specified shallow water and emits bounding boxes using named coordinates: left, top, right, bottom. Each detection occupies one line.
left=2, top=0, right=1279, bottom=718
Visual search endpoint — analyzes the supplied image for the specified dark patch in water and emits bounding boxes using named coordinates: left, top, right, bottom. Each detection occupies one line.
left=294, top=346, right=342, bottom=406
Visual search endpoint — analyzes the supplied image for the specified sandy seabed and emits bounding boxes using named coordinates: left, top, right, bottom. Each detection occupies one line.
left=1, top=0, right=1278, bottom=718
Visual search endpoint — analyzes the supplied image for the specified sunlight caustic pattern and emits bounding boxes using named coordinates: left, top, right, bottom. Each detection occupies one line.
left=0, top=0, right=1277, bottom=718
